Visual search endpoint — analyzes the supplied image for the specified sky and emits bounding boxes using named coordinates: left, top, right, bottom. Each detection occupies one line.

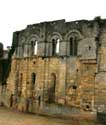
left=0, top=0, right=106, bottom=49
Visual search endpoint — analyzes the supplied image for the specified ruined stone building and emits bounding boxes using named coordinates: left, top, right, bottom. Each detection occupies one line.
left=0, top=17, right=106, bottom=116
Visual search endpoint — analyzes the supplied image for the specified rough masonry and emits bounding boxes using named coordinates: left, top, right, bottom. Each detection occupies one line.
left=0, top=17, right=106, bottom=117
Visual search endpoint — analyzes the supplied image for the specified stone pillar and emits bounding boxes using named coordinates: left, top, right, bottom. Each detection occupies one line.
left=58, top=58, right=66, bottom=104
left=95, top=29, right=106, bottom=112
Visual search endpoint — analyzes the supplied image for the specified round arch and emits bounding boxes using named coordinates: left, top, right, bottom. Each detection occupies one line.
left=65, top=30, right=83, bottom=56
left=27, top=34, right=40, bottom=55
left=47, top=32, right=63, bottom=42
left=27, top=34, right=40, bottom=44
left=64, top=30, right=83, bottom=41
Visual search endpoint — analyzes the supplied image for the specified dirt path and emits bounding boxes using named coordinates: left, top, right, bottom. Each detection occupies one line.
left=0, top=107, right=72, bottom=125
left=0, top=107, right=101, bottom=125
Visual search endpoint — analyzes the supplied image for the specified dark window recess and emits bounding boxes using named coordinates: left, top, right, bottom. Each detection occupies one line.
left=27, top=82, right=29, bottom=84
left=38, top=96, right=41, bottom=106
left=76, top=69, right=79, bottom=72
left=31, top=41, right=34, bottom=55
left=74, top=37, right=78, bottom=55
left=95, top=36, right=99, bottom=41
left=52, top=40, right=56, bottom=56
left=70, top=37, right=78, bottom=56
left=31, top=41, right=36, bottom=46
left=22, top=43, right=24, bottom=55
left=31, top=40, right=36, bottom=55
left=89, top=46, right=91, bottom=50
left=70, top=37, right=73, bottom=55
left=99, top=43, right=101, bottom=46
left=31, top=73, right=36, bottom=84
left=33, top=61, right=36, bottom=64
left=86, top=105, right=90, bottom=109
left=42, top=57, right=44, bottom=60
left=72, top=85, right=77, bottom=89
left=52, top=38, right=60, bottom=56
left=52, top=39, right=55, bottom=42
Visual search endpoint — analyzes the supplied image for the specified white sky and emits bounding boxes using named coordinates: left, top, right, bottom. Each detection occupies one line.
left=0, top=0, right=106, bottom=49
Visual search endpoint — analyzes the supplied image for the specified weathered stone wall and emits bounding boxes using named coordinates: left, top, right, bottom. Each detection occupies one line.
left=6, top=57, right=97, bottom=113
left=95, top=27, right=106, bottom=112
left=1, top=17, right=106, bottom=116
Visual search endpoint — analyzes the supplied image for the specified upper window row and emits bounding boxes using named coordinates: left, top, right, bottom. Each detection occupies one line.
left=29, top=36, right=78, bottom=56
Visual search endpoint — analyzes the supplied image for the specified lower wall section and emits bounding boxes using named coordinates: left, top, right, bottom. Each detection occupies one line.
left=95, top=72, right=106, bottom=112
left=42, top=104, right=80, bottom=116
left=1, top=94, right=95, bottom=116
left=20, top=98, right=80, bottom=115
left=0, top=57, right=99, bottom=118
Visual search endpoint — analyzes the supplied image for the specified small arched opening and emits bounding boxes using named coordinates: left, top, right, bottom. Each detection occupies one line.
left=31, top=40, right=38, bottom=55
left=52, top=38, right=60, bottom=56
left=69, top=36, right=78, bottom=56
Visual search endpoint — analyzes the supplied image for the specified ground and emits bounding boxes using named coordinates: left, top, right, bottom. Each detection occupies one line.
left=0, top=107, right=102, bottom=125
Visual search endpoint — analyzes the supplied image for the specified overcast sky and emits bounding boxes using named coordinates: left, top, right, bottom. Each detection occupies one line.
left=0, top=0, right=106, bottom=49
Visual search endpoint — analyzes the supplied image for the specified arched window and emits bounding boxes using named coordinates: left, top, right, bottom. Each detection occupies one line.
left=31, top=40, right=38, bottom=55
left=69, top=36, right=77, bottom=56
left=70, top=37, right=73, bottom=55
left=48, top=73, right=56, bottom=103
left=52, top=38, right=60, bottom=56
left=52, top=39, right=56, bottom=56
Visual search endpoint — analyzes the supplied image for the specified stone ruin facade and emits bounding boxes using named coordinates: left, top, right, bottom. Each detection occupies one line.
left=0, top=17, right=106, bottom=116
